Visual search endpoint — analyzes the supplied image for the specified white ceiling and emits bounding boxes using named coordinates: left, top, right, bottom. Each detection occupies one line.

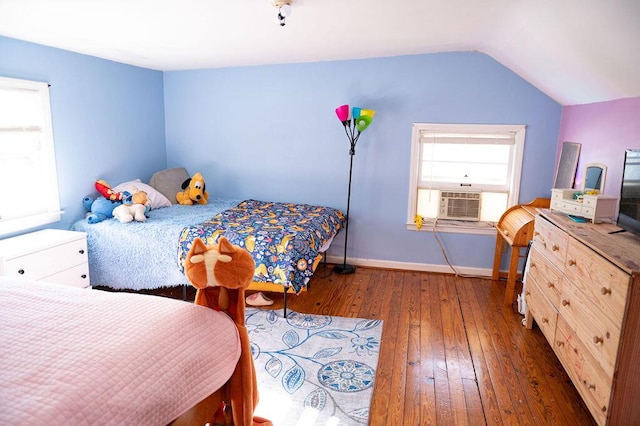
left=1, top=0, right=639, bottom=105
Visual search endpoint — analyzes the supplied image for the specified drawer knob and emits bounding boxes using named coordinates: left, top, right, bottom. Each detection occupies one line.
left=547, top=282, right=554, bottom=289
left=556, top=340, right=565, bottom=347
left=601, top=287, right=612, bottom=295
left=568, top=259, right=576, bottom=266
left=79, top=249, right=85, bottom=254
left=531, top=262, right=537, bottom=268
left=541, top=317, right=549, bottom=324
left=552, top=245, right=559, bottom=252
left=584, top=381, right=596, bottom=391
left=18, top=268, right=25, bottom=275
left=525, top=291, right=531, bottom=296
left=593, top=336, right=604, bottom=345
left=534, top=231, right=540, bottom=237
left=562, top=299, right=570, bottom=306
left=81, top=274, right=87, bottom=279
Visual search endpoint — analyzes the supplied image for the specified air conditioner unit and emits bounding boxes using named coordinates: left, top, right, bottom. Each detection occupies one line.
left=438, top=190, right=481, bottom=221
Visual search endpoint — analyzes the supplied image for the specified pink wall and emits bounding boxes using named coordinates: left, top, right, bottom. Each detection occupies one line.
left=557, top=97, right=640, bottom=197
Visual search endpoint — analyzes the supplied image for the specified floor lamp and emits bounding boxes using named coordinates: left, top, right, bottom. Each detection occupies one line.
left=333, top=104, right=375, bottom=274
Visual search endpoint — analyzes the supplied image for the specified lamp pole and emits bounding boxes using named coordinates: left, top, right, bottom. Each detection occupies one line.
left=335, top=140, right=356, bottom=274
left=333, top=104, right=374, bottom=275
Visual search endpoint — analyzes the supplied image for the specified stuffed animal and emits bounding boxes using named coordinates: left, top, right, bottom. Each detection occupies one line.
left=113, top=189, right=149, bottom=223
left=95, top=179, right=123, bottom=201
left=83, top=196, right=121, bottom=224
left=113, top=203, right=147, bottom=223
left=176, top=172, right=209, bottom=205
left=185, top=237, right=271, bottom=426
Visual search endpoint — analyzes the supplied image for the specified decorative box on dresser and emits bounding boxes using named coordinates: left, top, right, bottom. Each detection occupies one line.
left=550, top=188, right=618, bottom=223
left=0, top=229, right=90, bottom=288
left=524, top=209, right=640, bottom=425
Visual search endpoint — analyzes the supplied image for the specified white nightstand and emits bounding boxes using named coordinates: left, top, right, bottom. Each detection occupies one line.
left=0, top=229, right=90, bottom=288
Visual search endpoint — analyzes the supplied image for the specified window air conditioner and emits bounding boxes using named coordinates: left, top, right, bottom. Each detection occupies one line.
left=438, top=190, right=481, bottom=221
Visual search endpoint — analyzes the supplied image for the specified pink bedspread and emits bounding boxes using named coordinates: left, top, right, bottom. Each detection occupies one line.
left=0, top=277, right=241, bottom=425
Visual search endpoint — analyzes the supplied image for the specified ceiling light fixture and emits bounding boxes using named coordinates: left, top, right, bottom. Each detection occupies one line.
left=273, top=0, right=292, bottom=27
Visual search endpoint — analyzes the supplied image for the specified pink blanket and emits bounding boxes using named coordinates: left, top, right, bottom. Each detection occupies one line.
left=0, top=277, right=240, bottom=425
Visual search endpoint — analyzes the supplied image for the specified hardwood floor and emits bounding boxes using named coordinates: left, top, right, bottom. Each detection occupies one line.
left=132, top=264, right=597, bottom=425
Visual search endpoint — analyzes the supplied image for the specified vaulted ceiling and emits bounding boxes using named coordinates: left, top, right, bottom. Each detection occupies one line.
left=1, top=0, right=638, bottom=105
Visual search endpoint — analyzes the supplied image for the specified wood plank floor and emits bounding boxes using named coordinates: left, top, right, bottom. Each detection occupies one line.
left=133, top=264, right=597, bottom=426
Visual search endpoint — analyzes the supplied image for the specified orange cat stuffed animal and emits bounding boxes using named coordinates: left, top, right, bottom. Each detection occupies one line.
left=185, top=237, right=271, bottom=426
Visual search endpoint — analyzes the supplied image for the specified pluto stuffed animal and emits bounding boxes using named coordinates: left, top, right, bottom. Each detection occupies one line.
left=185, top=237, right=271, bottom=426
left=176, top=172, right=209, bottom=205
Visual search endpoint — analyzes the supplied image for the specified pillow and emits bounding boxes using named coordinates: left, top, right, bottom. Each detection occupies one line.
left=112, top=179, right=172, bottom=210
left=149, top=167, right=190, bottom=204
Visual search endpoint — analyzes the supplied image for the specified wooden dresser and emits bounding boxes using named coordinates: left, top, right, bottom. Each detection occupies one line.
left=524, top=210, right=640, bottom=425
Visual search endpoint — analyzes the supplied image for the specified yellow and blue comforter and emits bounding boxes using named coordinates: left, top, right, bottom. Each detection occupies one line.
left=177, top=199, right=345, bottom=293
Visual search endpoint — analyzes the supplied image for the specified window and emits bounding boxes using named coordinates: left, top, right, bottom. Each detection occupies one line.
left=407, top=123, right=525, bottom=234
left=0, top=76, right=61, bottom=236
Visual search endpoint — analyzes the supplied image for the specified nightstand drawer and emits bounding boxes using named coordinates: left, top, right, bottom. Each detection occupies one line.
left=44, top=263, right=91, bottom=288
left=3, top=239, right=88, bottom=281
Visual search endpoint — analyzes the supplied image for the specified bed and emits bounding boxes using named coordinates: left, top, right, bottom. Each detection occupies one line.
left=0, top=276, right=241, bottom=425
left=70, top=168, right=345, bottom=303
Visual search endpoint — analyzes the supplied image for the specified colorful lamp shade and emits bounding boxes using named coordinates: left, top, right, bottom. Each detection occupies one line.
left=352, top=107, right=362, bottom=119
left=360, top=108, right=375, bottom=118
left=335, top=104, right=350, bottom=123
left=355, top=115, right=372, bottom=132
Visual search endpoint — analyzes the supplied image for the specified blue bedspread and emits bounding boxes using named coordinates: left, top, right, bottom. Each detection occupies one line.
left=71, top=199, right=240, bottom=290
left=177, top=199, right=345, bottom=293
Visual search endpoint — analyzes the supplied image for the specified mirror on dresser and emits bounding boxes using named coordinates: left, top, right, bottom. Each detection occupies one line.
left=583, top=162, right=607, bottom=193
left=551, top=162, right=618, bottom=223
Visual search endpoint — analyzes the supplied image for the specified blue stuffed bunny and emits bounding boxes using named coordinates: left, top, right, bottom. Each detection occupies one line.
left=82, top=196, right=121, bottom=224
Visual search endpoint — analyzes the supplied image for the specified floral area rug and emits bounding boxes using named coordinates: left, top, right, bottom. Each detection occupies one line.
left=245, top=308, right=383, bottom=425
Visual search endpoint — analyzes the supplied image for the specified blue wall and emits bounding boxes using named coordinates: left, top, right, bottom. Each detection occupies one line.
left=164, top=52, right=562, bottom=270
left=0, top=36, right=166, bottom=232
left=1, top=35, right=562, bottom=271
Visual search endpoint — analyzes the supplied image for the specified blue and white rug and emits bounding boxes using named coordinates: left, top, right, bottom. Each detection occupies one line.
left=245, top=308, right=383, bottom=425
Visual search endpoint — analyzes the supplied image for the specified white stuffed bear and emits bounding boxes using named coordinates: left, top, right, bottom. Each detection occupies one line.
left=113, top=204, right=147, bottom=223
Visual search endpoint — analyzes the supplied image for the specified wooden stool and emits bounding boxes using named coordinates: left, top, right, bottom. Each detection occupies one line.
left=492, top=198, right=550, bottom=305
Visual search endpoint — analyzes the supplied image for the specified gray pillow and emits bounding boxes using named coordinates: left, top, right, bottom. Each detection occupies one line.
left=149, top=167, right=190, bottom=204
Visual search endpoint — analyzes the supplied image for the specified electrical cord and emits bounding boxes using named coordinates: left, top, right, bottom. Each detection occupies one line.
left=416, top=215, right=492, bottom=280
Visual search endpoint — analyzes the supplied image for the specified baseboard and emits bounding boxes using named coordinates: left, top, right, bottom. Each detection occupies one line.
left=324, top=254, right=494, bottom=278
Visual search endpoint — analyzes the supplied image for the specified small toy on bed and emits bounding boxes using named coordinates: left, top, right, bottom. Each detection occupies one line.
left=176, top=172, right=209, bottom=205
left=112, top=190, right=149, bottom=223
left=185, top=237, right=271, bottom=426
left=95, top=179, right=123, bottom=201
left=83, top=196, right=120, bottom=224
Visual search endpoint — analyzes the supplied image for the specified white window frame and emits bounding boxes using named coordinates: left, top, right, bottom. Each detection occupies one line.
left=407, top=123, right=526, bottom=235
left=0, top=76, right=61, bottom=236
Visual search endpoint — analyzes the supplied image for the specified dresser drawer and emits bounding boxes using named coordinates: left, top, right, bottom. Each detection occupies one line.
left=562, top=283, right=620, bottom=377
left=533, top=216, right=568, bottom=270
left=556, top=317, right=612, bottom=426
left=528, top=246, right=563, bottom=309
left=525, top=276, right=558, bottom=344
left=565, top=238, right=629, bottom=327
left=44, top=263, right=90, bottom=288
left=581, top=206, right=595, bottom=217
left=2, top=239, right=88, bottom=281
